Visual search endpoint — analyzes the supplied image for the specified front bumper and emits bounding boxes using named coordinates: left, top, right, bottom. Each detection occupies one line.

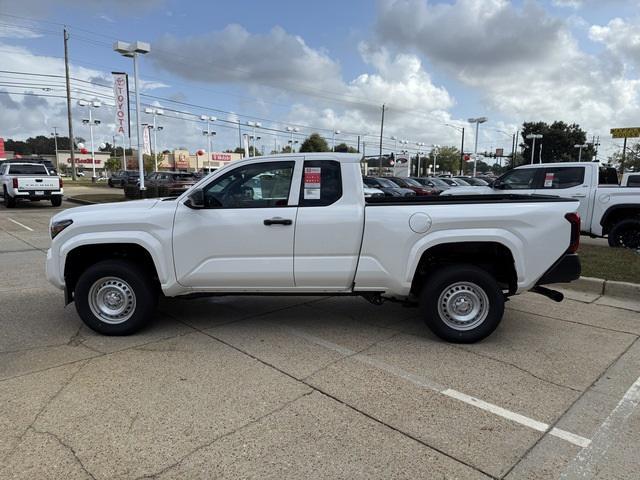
left=536, top=253, right=581, bottom=285
left=45, top=248, right=65, bottom=290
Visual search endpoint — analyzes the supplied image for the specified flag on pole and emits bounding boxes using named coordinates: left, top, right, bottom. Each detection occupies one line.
left=112, top=72, right=131, bottom=139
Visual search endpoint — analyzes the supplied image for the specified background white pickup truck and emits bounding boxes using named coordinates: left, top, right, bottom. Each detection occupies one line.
left=1, top=162, right=63, bottom=207
left=443, top=162, right=640, bottom=249
left=46, top=153, right=581, bottom=343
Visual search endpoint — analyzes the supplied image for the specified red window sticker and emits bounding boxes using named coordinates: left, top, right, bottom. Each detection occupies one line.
left=304, top=167, right=321, bottom=199
left=544, top=172, right=555, bottom=187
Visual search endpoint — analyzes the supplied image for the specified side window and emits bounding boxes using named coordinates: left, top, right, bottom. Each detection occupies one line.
left=628, top=175, right=640, bottom=187
left=539, top=167, right=585, bottom=189
left=497, top=169, right=538, bottom=190
left=202, top=161, right=295, bottom=209
left=299, top=160, right=342, bottom=207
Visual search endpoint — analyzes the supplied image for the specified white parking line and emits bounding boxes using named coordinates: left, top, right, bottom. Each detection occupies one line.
left=7, top=218, right=34, bottom=231
left=560, top=374, right=640, bottom=479
left=287, top=327, right=591, bottom=448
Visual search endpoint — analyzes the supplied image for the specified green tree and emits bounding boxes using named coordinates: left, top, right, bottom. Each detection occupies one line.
left=104, top=157, right=121, bottom=173
left=426, top=146, right=460, bottom=174
left=519, top=121, right=593, bottom=164
left=334, top=142, right=358, bottom=153
left=607, top=141, right=640, bottom=172
left=299, top=133, right=330, bottom=152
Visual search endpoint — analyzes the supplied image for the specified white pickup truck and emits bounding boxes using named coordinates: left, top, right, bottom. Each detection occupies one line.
left=1, top=162, right=63, bottom=207
left=443, top=162, right=640, bottom=249
left=46, top=153, right=581, bottom=343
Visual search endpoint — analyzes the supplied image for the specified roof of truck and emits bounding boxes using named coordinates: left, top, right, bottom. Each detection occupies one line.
left=253, top=152, right=363, bottom=163
left=515, top=162, right=606, bottom=169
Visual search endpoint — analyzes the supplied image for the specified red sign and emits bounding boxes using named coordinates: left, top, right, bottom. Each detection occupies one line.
left=464, top=154, right=471, bottom=161
left=65, top=157, right=103, bottom=166
left=211, top=153, right=232, bottom=161
left=0, top=137, right=5, bottom=157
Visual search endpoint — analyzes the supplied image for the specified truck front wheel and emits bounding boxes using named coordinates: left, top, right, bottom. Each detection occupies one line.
left=74, top=259, right=157, bottom=335
left=420, top=265, right=504, bottom=343
left=607, top=218, right=640, bottom=249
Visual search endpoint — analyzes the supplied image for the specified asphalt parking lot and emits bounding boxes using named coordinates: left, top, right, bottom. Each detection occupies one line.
left=1, top=200, right=639, bottom=479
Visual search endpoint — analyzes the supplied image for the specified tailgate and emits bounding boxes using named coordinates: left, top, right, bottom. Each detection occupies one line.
left=17, top=176, right=60, bottom=190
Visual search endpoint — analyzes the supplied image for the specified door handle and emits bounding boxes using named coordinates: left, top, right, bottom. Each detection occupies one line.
left=571, top=194, right=587, bottom=198
left=263, top=217, right=293, bottom=226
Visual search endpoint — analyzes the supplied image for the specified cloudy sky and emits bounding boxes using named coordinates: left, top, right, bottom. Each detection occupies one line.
left=0, top=0, right=638, bottom=160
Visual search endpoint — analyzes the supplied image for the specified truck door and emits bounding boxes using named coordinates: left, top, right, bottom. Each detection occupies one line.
left=293, top=159, right=364, bottom=290
left=534, top=166, right=591, bottom=226
left=173, top=159, right=300, bottom=289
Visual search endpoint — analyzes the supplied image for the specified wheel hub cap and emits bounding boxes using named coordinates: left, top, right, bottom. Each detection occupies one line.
left=438, top=281, right=489, bottom=331
left=88, top=277, right=136, bottom=324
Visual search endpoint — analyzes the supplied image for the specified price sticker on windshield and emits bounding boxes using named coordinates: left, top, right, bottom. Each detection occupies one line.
left=304, top=167, right=321, bottom=199
left=544, top=172, right=555, bottom=187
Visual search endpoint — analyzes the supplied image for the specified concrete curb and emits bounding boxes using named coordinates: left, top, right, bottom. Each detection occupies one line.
left=64, top=196, right=98, bottom=205
left=552, top=276, right=640, bottom=312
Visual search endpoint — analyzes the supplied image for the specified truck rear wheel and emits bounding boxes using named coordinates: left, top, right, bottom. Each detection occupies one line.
left=420, top=265, right=504, bottom=343
left=74, top=259, right=157, bottom=335
left=4, top=190, right=16, bottom=208
left=51, top=196, right=62, bottom=207
left=608, top=219, right=640, bottom=250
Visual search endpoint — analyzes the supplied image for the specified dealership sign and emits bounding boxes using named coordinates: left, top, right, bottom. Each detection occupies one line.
left=610, top=127, right=640, bottom=139
left=112, top=72, right=130, bottom=138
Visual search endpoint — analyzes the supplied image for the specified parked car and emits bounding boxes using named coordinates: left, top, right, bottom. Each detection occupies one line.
left=363, top=184, right=385, bottom=198
left=455, top=176, right=490, bottom=186
left=386, top=176, right=438, bottom=196
left=47, top=153, right=580, bottom=343
left=440, top=177, right=470, bottom=187
left=411, top=177, right=452, bottom=193
left=109, top=170, right=140, bottom=188
left=1, top=162, right=63, bottom=207
left=145, top=171, right=199, bottom=196
left=363, top=176, right=415, bottom=197
left=442, top=162, right=640, bottom=249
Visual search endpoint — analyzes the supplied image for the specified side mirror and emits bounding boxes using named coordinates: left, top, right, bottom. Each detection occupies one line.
left=492, top=180, right=502, bottom=189
left=184, top=188, right=205, bottom=209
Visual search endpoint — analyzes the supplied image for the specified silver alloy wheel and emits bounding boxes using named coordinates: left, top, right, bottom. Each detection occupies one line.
left=437, top=281, right=489, bottom=331
left=88, top=276, right=136, bottom=324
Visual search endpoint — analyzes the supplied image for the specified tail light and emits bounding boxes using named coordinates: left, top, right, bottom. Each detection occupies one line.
left=59, top=177, right=63, bottom=188
left=565, top=212, right=580, bottom=253
left=12, top=178, right=18, bottom=189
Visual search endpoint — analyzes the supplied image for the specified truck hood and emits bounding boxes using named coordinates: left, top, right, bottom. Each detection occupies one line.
left=51, top=198, right=162, bottom=223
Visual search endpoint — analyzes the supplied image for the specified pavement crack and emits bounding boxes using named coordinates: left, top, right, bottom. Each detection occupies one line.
left=135, top=390, right=314, bottom=480
left=29, top=427, right=96, bottom=479
left=453, top=344, right=583, bottom=393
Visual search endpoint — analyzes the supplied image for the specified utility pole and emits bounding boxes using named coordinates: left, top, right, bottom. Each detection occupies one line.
left=459, top=127, right=465, bottom=175
left=51, top=126, right=59, bottom=170
left=379, top=104, right=385, bottom=174
left=237, top=121, right=242, bottom=151
left=63, top=28, right=76, bottom=181
left=357, top=135, right=360, bottom=153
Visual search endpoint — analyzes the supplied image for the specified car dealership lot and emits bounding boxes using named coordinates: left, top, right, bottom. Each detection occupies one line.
left=1, top=202, right=639, bottom=479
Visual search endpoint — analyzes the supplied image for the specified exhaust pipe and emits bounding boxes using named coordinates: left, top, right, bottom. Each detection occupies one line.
left=531, top=286, right=564, bottom=302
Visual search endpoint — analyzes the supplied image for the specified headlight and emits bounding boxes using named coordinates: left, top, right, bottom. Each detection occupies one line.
left=50, top=219, right=73, bottom=239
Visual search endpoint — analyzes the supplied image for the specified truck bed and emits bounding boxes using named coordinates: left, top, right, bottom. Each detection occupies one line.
left=365, top=193, right=577, bottom=205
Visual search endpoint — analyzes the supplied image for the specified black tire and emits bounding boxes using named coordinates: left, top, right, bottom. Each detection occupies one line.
left=74, top=259, right=158, bottom=335
left=420, top=264, right=504, bottom=343
left=51, top=196, right=62, bottom=207
left=108, top=180, right=114, bottom=188
left=4, top=189, right=16, bottom=208
left=607, top=218, right=640, bottom=249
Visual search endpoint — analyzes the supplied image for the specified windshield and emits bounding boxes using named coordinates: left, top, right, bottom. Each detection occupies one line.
left=427, top=177, right=449, bottom=187
left=460, top=177, right=489, bottom=186
left=453, top=178, right=471, bottom=186
left=376, top=178, right=398, bottom=188
left=403, top=178, right=423, bottom=187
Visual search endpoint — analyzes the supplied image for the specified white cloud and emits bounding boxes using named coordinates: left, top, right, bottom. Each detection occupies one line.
left=589, top=17, right=640, bottom=68
left=0, top=24, right=43, bottom=39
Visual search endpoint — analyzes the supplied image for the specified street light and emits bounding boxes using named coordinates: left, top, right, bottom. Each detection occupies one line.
left=50, top=127, right=59, bottom=171
left=574, top=143, right=589, bottom=162
left=432, top=144, right=440, bottom=175
left=78, top=100, right=101, bottom=181
left=286, top=126, right=299, bottom=152
left=201, top=115, right=217, bottom=169
left=468, top=117, right=488, bottom=177
left=415, top=142, right=425, bottom=176
left=332, top=130, right=341, bottom=152
left=526, top=133, right=543, bottom=164
left=145, top=108, right=164, bottom=171
left=114, top=40, right=151, bottom=190
left=247, top=121, right=261, bottom=156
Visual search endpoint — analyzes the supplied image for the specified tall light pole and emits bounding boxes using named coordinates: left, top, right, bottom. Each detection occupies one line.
left=78, top=100, right=101, bottom=181
left=468, top=117, right=488, bottom=177
left=145, top=108, right=164, bottom=171
left=391, top=135, right=398, bottom=154
left=432, top=144, right=440, bottom=175
left=332, top=130, right=341, bottom=151
left=50, top=127, right=59, bottom=170
left=445, top=124, right=465, bottom=175
left=247, top=121, right=261, bottom=156
left=286, top=126, right=299, bottom=152
left=526, top=133, right=543, bottom=164
left=201, top=115, right=217, bottom=169
left=574, top=143, right=589, bottom=162
left=114, top=40, right=150, bottom=190
left=416, top=142, right=425, bottom=176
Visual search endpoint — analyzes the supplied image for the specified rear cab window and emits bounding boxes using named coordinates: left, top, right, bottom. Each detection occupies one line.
left=627, top=175, right=640, bottom=187
left=299, top=160, right=342, bottom=207
left=7, top=164, right=48, bottom=175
